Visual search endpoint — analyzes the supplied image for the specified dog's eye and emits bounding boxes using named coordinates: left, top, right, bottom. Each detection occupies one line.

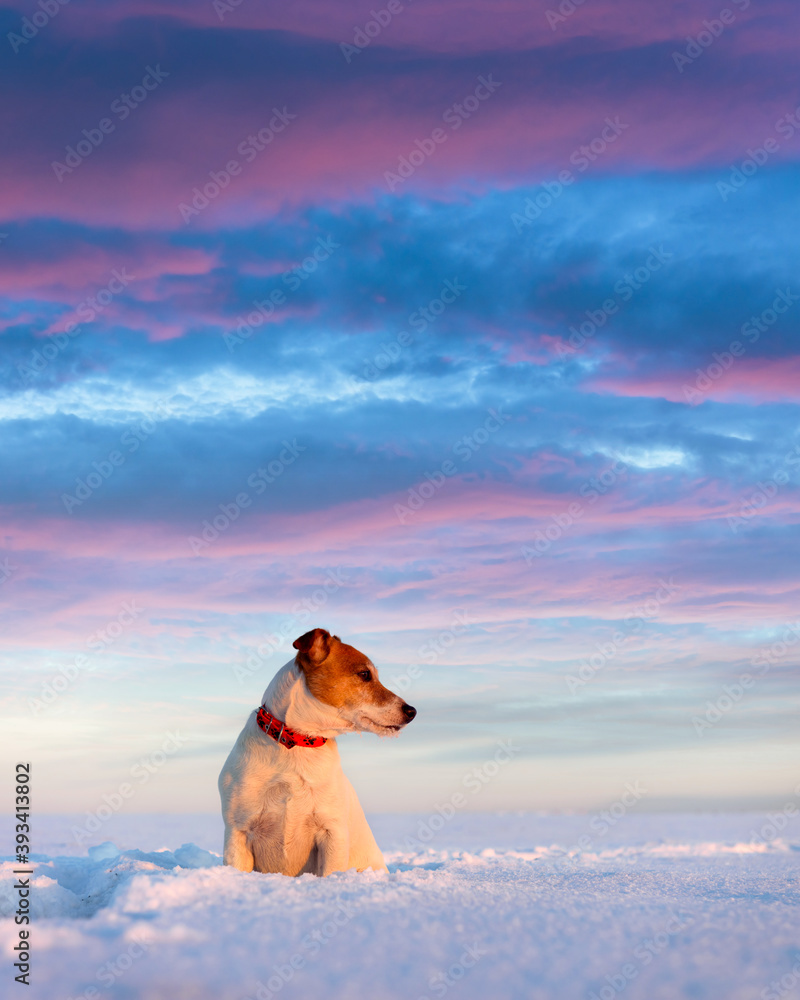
left=357, top=670, right=372, bottom=681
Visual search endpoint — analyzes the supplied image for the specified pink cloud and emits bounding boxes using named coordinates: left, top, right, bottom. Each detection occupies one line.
left=0, top=243, right=216, bottom=304
left=3, top=37, right=800, bottom=231
left=2, top=461, right=799, bottom=652
left=586, top=357, right=800, bottom=404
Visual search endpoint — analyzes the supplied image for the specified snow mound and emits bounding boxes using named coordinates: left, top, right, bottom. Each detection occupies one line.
left=1, top=814, right=799, bottom=1000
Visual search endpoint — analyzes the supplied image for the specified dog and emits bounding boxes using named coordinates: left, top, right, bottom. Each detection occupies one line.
left=218, top=627, right=417, bottom=876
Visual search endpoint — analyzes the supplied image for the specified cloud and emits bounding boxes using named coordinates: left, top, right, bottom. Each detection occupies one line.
left=3, top=8, right=800, bottom=227
left=2, top=0, right=800, bottom=810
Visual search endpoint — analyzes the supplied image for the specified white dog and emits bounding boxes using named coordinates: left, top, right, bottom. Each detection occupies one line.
left=218, top=627, right=417, bottom=876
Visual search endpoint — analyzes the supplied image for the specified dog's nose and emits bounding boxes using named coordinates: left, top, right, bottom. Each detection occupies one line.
left=401, top=703, right=417, bottom=722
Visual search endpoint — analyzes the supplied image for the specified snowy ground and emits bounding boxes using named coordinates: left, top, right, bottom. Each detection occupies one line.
left=2, top=813, right=799, bottom=1000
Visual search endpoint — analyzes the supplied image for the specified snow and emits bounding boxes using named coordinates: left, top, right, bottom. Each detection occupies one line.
left=2, top=813, right=799, bottom=1000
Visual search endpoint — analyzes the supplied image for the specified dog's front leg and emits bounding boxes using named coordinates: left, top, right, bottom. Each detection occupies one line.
left=316, top=827, right=350, bottom=877
left=223, top=827, right=255, bottom=872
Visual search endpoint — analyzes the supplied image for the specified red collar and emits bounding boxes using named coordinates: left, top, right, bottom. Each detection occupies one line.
left=256, top=705, right=327, bottom=750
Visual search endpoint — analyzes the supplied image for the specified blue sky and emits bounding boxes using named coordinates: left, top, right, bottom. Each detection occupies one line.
left=1, top=0, right=799, bottom=817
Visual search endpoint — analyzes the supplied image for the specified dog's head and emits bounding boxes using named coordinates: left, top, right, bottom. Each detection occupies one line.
left=292, top=628, right=416, bottom=736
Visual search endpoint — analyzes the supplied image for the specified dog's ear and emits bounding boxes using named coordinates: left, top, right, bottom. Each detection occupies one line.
left=292, top=628, right=332, bottom=666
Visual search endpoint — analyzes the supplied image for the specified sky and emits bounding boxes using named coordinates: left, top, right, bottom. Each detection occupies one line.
left=1, top=0, right=799, bottom=820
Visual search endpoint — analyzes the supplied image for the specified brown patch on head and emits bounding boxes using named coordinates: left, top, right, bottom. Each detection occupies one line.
left=292, top=628, right=397, bottom=711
